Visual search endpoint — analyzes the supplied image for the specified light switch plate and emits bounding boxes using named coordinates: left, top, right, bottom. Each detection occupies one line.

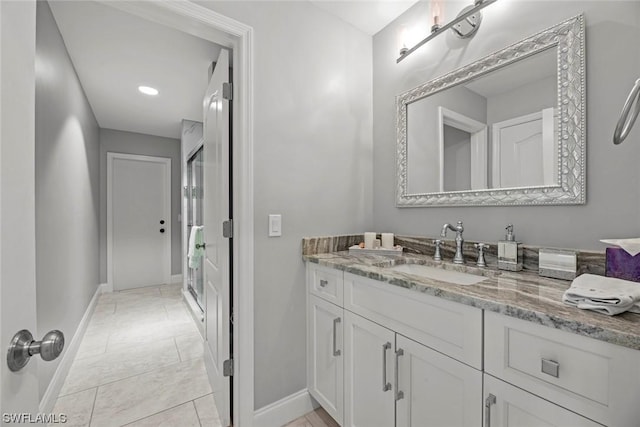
left=268, top=214, right=281, bottom=237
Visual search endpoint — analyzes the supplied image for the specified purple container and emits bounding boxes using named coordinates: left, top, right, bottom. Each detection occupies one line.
left=605, top=248, right=640, bottom=282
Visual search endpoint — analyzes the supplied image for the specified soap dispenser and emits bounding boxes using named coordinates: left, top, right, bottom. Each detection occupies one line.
left=498, top=224, right=523, bottom=271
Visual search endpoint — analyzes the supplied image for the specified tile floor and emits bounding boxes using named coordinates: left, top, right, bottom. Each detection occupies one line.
left=284, top=408, right=340, bottom=427
left=50, top=284, right=222, bottom=427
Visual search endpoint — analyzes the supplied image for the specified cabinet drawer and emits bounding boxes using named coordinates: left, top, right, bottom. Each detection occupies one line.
left=344, top=272, right=482, bottom=369
left=485, top=311, right=640, bottom=426
left=484, top=374, right=603, bottom=427
left=308, top=264, right=343, bottom=305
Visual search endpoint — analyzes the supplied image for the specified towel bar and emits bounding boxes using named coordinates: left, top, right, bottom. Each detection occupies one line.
left=613, top=78, right=640, bottom=145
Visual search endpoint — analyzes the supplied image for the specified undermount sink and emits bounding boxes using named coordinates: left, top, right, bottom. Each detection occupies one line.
left=387, top=263, right=487, bottom=286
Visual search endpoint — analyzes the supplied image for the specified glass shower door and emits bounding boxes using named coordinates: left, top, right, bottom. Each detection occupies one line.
left=187, top=147, right=204, bottom=309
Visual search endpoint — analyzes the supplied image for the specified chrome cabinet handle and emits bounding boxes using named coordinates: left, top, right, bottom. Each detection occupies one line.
left=485, top=394, right=496, bottom=427
left=382, top=342, right=392, bottom=392
left=332, top=318, right=341, bottom=357
left=395, top=348, right=404, bottom=401
left=319, top=279, right=328, bottom=288
left=541, top=358, right=559, bottom=378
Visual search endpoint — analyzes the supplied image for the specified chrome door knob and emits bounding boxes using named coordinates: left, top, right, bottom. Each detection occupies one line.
left=7, top=329, right=64, bottom=372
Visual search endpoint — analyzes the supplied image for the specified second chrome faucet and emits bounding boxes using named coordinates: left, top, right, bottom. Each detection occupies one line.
left=440, top=221, right=464, bottom=264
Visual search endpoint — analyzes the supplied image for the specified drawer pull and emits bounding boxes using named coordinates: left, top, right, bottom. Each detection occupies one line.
left=319, top=279, right=328, bottom=288
left=395, top=348, right=404, bottom=401
left=382, top=342, right=392, bottom=392
left=332, top=318, right=341, bottom=357
left=484, top=393, right=496, bottom=427
left=541, top=358, right=559, bottom=378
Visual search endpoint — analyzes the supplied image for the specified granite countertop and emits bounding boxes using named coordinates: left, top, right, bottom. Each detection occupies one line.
left=304, top=251, right=640, bottom=351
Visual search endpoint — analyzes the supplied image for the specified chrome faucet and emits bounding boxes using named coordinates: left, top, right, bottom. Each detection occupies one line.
left=440, top=221, right=465, bottom=264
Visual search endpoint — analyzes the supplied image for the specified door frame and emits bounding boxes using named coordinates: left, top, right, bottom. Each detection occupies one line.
left=106, top=152, right=172, bottom=291
left=100, top=2, right=255, bottom=425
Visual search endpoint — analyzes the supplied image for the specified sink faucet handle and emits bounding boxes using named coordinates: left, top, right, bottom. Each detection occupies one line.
left=474, top=243, right=489, bottom=267
left=433, top=239, right=443, bottom=261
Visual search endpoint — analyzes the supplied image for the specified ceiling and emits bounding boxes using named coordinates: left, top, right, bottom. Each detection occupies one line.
left=48, top=1, right=221, bottom=139
left=48, top=1, right=417, bottom=140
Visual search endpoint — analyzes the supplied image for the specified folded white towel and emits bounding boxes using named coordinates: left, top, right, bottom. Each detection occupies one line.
left=600, top=238, right=640, bottom=256
left=563, top=274, right=640, bottom=316
left=188, top=226, right=205, bottom=269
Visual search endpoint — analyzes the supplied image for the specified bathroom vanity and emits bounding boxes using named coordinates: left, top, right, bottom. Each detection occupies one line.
left=304, top=251, right=640, bottom=427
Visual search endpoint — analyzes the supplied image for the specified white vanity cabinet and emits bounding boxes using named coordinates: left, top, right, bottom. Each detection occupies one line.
left=307, top=263, right=345, bottom=424
left=307, top=264, right=483, bottom=427
left=483, top=375, right=603, bottom=427
left=484, top=311, right=640, bottom=426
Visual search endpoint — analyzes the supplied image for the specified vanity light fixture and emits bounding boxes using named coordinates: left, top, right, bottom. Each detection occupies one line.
left=138, top=85, right=159, bottom=96
left=397, top=0, right=498, bottom=63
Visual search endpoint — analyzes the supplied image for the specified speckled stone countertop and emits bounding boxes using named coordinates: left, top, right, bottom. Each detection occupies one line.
left=304, top=251, right=640, bottom=351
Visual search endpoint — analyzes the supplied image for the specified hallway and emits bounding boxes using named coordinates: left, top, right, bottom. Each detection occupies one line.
left=50, top=284, right=221, bottom=426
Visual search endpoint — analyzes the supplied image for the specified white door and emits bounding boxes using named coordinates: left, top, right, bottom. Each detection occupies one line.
left=483, top=375, right=603, bottom=427
left=203, top=49, right=231, bottom=427
left=108, top=153, right=171, bottom=291
left=395, top=334, right=482, bottom=427
left=0, top=0, right=41, bottom=416
left=344, top=311, right=395, bottom=427
left=492, top=109, right=557, bottom=188
left=308, top=295, right=344, bottom=425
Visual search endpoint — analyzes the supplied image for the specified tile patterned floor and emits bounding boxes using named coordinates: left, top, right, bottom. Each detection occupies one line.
left=50, top=284, right=222, bottom=427
left=283, top=408, right=340, bottom=427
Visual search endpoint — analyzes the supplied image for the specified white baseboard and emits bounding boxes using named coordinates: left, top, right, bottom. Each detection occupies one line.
left=39, top=283, right=104, bottom=413
left=102, top=281, right=113, bottom=293
left=253, top=389, right=318, bottom=427
left=171, top=274, right=183, bottom=284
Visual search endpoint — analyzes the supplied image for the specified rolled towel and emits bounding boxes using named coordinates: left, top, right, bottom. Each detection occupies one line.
left=563, top=274, right=640, bottom=315
left=188, top=226, right=205, bottom=269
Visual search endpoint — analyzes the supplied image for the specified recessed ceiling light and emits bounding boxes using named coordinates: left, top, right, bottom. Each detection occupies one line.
left=138, top=85, right=159, bottom=96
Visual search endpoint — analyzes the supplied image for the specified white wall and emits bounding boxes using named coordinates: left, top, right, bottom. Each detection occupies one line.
left=99, top=129, right=182, bottom=282
left=373, top=1, right=640, bottom=249
left=35, top=1, right=100, bottom=399
left=198, top=1, right=374, bottom=410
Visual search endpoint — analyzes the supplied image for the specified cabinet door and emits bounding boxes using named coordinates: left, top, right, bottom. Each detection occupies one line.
left=308, top=295, right=344, bottom=425
left=344, top=311, right=395, bottom=427
left=483, top=375, right=603, bottom=427
left=396, top=335, right=482, bottom=427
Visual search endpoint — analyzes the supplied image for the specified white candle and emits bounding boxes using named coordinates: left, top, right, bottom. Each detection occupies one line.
left=381, top=233, right=394, bottom=249
left=364, top=232, right=376, bottom=249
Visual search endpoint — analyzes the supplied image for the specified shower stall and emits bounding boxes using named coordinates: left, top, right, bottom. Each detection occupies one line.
left=186, top=147, right=204, bottom=310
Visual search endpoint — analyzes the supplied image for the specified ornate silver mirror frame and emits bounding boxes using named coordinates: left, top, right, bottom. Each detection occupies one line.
left=396, top=15, right=585, bottom=207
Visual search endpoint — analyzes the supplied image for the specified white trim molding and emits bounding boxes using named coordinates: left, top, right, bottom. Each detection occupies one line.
left=253, top=389, right=318, bottom=427
left=106, top=152, right=172, bottom=291
left=170, top=274, right=183, bottom=284
left=39, top=283, right=105, bottom=413
left=99, top=2, right=255, bottom=425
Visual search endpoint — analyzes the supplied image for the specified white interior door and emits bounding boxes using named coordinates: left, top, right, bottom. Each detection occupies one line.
left=108, top=153, right=171, bottom=291
left=492, top=109, right=557, bottom=188
left=203, top=49, right=231, bottom=427
left=1, top=0, right=41, bottom=416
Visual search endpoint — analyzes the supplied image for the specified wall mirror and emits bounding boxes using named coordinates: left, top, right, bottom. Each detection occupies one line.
left=396, top=15, right=585, bottom=207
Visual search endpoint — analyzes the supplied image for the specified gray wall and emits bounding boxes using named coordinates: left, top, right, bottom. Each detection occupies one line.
left=443, top=125, right=471, bottom=191
left=486, top=76, right=556, bottom=125
left=99, top=129, right=182, bottom=283
left=199, top=1, right=374, bottom=409
left=373, top=1, right=640, bottom=249
left=35, top=1, right=100, bottom=399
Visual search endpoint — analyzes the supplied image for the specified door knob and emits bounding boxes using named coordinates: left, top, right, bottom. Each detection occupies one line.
left=7, top=329, right=64, bottom=372
left=160, top=228, right=165, bottom=233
